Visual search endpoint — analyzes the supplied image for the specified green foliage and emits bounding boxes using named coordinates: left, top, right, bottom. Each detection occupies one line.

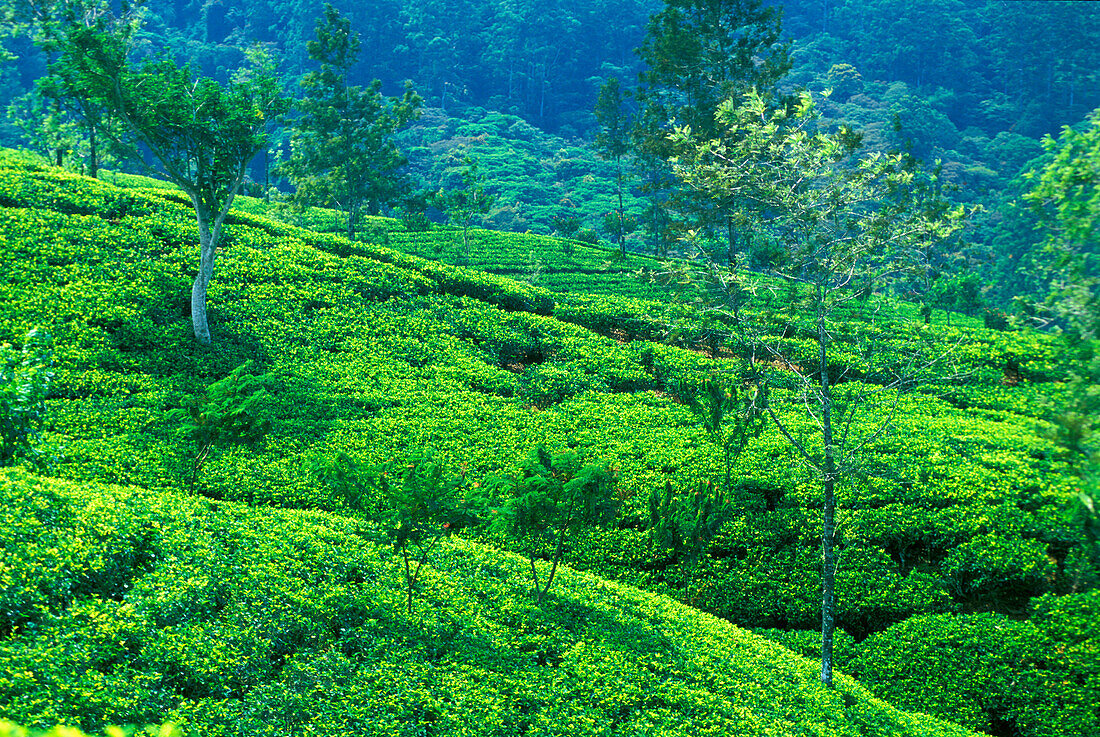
left=593, top=76, right=634, bottom=256
left=0, top=468, right=975, bottom=737
left=489, top=447, right=618, bottom=605
left=648, top=478, right=729, bottom=568
left=58, top=16, right=287, bottom=344
left=374, top=453, right=472, bottom=613
left=167, top=362, right=272, bottom=495
left=941, top=533, right=1056, bottom=606
left=0, top=328, right=53, bottom=467
left=280, top=4, right=422, bottom=239
left=0, top=722, right=178, bottom=737
left=681, top=372, right=766, bottom=490
left=6, top=90, right=81, bottom=170
left=0, top=153, right=1092, bottom=735
left=669, top=87, right=970, bottom=685
left=853, top=595, right=1100, bottom=737
left=635, top=0, right=792, bottom=254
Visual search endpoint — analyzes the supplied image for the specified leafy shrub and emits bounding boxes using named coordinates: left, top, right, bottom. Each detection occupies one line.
left=853, top=599, right=1100, bottom=737
left=1, top=329, right=54, bottom=467
left=518, top=363, right=603, bottom=407
left=575, top=227, right=599, bottom=244
left=941, top=533, right=1055, bottom=605
left=166, top=362, right=272, bottom=495
left=1, top=468, right=980, bottom=737
left=983, top=308, right=1012, bottom=330
left=375, top=453, right=476, bottom=613
left=648, top=479, right=730, bottom=568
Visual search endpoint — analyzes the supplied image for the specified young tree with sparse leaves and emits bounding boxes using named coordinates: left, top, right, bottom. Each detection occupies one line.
left=433, top=156, right=494, bottom=262
left=594, top=76, right=634, bottom=256
left=667, top=89, right=968, bottom=687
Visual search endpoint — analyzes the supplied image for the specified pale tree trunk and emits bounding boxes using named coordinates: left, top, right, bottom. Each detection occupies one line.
left=189, top=200, right=229, bottom=346
left=191, top=218, right=216, bottom=345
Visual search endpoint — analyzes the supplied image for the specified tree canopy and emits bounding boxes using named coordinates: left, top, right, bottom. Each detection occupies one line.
left=280, top=3, right=422, bottom=240
left=59, top=13, right=286, bottom=343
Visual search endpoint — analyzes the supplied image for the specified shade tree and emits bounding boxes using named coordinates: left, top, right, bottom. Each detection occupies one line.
left=667, top=89, right=968, bottom=685
left=1026, top=107, right=1100, bottom=582
left=58, top=14, right=287, bottom=344
left=432, top=155, right=495, bottom=262
left=594, top=76, right=635, bottom=256
left=280, top=3, right=422, bottom=241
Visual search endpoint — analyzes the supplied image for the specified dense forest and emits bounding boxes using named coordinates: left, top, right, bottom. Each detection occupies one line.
left=4, top=0, right=1099, bottom=309
left=0, top=1, right=1098, bottom=736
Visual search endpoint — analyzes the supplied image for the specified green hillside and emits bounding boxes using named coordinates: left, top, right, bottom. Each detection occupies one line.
left=1, top=154, right=1097, bottom=737
left=1, top=468, right=975, bottom=737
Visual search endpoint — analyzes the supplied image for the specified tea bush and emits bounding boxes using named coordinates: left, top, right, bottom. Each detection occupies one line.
left=0, top=468, right=975, bottom=737
left=1, top=155, right=1092, bottom=736
left=851, top=594, right=1100, bottom=737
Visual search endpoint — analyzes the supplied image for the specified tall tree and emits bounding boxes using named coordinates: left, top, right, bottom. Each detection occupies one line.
left=667, top=89, right=967, bottom=686
left=7, top=0, right=123, bottom=176
left=63, top=15, right=287, bottom=344
left=280, top=3, right=421, bottom=241
left=1026, top=107, right=1100, bottom=569
left=594, top=76, right=634, bottom=256
left=634, top=0, right=792, bottom=260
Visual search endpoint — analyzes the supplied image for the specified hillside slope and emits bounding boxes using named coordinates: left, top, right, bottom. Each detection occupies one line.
left=0, top=154, right=1095, bottom=737
left=1, top=468, right=975, bottom=737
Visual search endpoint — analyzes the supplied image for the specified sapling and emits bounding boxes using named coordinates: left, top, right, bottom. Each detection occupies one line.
left=489, top=446, right=618, bottom=606
left=432, top=156, right=494, bottom=262
left=373, top=454, right=471, bottom=614
left=681, top=372, right=767, bottom=491
left=648, top=478, right=728, bottom=570
left=169, top=362, right=272, bottom=496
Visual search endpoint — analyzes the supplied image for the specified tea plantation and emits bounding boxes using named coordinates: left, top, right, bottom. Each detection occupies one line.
left=1, top=154, right=1096, bottom=736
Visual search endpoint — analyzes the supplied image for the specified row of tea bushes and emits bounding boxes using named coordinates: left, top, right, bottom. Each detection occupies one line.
left=2, top=156, right=1091, bottom=736
left=0, top=469, right=975, bottom=737
left=752, top=596, right=1100, bottom=737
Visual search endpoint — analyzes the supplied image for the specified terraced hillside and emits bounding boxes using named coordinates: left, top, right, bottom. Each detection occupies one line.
left=1, top=154, right=1096, bottom=737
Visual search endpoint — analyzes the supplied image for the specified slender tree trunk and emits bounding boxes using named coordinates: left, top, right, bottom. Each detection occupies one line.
left=617, top=161, right=626, bottom=257
left=817, top=301, right=837, bottom=688
left=87, top=125, right=98, bottom=179
left=543, top=525, right=566, bottom=599
left=529, top=554, right=542, bottom=606
left=191, top=210, right=217, bottom=345
left=727, top=215, right=735, bottom=267
left=403, top=547, right=414, bottom=614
